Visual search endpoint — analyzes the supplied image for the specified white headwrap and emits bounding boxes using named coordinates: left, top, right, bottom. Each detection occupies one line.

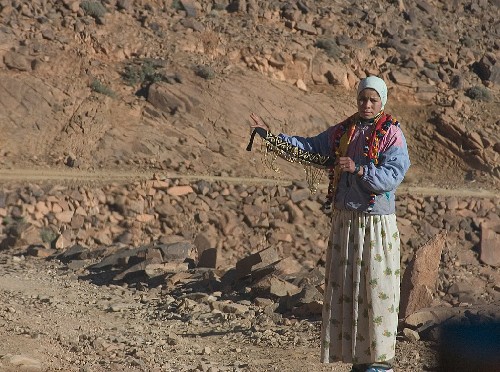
left=357, top=76, right=388, bottom=109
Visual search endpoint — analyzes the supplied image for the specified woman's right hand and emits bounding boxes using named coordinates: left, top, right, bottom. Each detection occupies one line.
left=249, top=112, right=270, bottom=131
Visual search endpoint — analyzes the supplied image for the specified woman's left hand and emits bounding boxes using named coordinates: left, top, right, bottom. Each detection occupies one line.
left=338, top=157, right=355, bottom=173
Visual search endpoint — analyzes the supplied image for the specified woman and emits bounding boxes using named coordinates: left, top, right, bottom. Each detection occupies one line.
left=249, top=76, right=410, bottom=372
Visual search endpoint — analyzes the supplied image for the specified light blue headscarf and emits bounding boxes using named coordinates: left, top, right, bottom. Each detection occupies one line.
left=357, top=76, right=388, bottom=109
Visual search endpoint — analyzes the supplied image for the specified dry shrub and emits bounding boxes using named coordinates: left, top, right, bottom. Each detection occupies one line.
left=200, top=30, right=220, bottom=57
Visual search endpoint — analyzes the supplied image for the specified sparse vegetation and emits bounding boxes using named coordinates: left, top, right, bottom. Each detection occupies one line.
left=172, top=0, right=183, bottom=10
left=40, top=227, right=58, bottom=245
left=212, top=3, right=226, bottom=11
left=90, top=79, right=116, bottom=97
left=148, top=22, right=164, bottom=37
left=2, top=215, right=25, bottom=225
left=200, top=30, right=220, bottom=55
left=424, top=61, right=438, bottom=70
left=0, top=0, right=499, bottom=370
left=315, top=38, right=342, bottom=60
left=121, top=60, right=166, bottom=86
left=80, top=0, right=107, bottom=19
left=195, top=65, right=215, bottom=80
left=466, top=86, right=492, bottom=101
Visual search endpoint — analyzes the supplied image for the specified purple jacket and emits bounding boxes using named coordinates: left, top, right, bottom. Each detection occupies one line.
left=278, top=119, right=411, bottom=215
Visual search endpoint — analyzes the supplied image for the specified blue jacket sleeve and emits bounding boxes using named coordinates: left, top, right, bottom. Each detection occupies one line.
left=277, top=127, right=333, bottom=157
left=360, top=129, right=411, bottom=193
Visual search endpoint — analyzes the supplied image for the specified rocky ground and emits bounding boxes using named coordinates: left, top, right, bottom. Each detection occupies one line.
left=0, top=176, right=498, bottom=371
left=0, top=0, right=499, bottom=371
left=0, top=249, right=441, bottom=372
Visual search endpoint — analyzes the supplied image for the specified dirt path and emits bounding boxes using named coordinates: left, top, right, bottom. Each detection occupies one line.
left=0, top=253, right=354, bottom=372
left=0, top=168, right=496, bottom=199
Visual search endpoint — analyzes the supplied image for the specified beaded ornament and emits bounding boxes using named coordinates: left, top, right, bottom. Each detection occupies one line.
left=324, top=111, right=398, bottom=213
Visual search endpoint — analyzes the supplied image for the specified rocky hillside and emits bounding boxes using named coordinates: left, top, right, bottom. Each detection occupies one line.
left=0, top=0, right=499, bottom=189
left=0, top=1, right=499, bottom=370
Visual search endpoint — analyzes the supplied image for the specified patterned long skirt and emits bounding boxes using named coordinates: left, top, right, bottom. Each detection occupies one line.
left=320, top=210, right=401, bottom=365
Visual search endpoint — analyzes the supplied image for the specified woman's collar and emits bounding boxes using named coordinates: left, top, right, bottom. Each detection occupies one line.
left=356, top=110, right=384, bottom=125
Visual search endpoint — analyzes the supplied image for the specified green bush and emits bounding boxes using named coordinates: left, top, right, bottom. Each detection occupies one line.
left=424, top=61, right=438, bottom=70
left=2, top=216, right=25, bottom=225
left=315, top=38, right=342, bottom=60
left=81, top=1, right=107, bottom=18
left=465, top=86, right=492, bottom=101
left=121, top=60, right=165, bottom=86
left=172, top=0, right=183, bottom=10
left=90, top=79, right=116, bottom=97
left=122, top=65, right=145, bottom=86
left=40, top=227, right=58, bottom=244
left=195, top=65, right=215, bottom=80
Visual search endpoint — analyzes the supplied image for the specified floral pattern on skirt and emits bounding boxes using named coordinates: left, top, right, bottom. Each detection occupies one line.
left=320, top=210, right=400, bottom=364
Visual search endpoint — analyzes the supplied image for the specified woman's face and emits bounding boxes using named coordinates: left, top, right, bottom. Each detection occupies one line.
left=357, top=88, right=382, bottom=119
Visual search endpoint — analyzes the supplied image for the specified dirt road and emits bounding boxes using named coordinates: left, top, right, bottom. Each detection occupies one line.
left=0, top=168, right=496, bottom=199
